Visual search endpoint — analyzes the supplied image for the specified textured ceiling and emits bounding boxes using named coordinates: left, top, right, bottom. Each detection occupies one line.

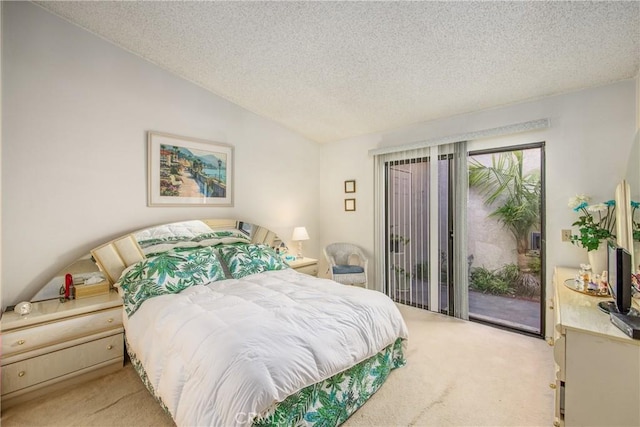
left=36, top=1, right=640, bottom=143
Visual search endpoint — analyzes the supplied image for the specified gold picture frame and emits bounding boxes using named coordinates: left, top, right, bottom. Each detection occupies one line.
left=148, top=131, right=233, bottom=206
left=344, top=180, right=356, bottom=193
left=345, top=198, right=356, bottom=211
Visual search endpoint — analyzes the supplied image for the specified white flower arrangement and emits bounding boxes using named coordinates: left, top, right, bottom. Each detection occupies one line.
left=567, top=194, right=616, bottom=251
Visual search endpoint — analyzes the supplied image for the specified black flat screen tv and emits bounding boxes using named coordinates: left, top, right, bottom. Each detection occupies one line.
left=605, top=241, right=632, bottom=315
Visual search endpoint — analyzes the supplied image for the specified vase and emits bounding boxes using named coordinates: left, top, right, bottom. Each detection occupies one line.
left=587, top=245, right=608, bottom=276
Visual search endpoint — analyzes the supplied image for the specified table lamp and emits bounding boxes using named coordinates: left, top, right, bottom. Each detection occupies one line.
left=291, top=226, right=310, bottom=259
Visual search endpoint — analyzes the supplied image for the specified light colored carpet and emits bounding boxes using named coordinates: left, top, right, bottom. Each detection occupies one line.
left=1, top=305, right=554, bottom=426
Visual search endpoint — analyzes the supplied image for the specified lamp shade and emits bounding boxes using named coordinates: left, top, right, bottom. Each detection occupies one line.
left=292, top=226, right=310, bottom=241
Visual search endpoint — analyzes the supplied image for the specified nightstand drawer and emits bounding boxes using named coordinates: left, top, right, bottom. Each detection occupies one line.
left=2, top=307, right=122, bottom=357
left=287, top=258, right=318, bottom=276
left=1, top=333, right=123, bottom=395
left=295, top=264, right=318, bottom=276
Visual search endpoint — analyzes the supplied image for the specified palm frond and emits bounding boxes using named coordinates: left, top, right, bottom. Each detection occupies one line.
left=469, top=151, right=541, bottom=258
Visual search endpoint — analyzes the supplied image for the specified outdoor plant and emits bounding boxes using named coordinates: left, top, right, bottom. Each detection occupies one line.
left=469, top=151, right=541, bottom=271
left=469, top=265, right=516, bottom=296
left=527, top=256, right=541, bottom=275
left=440, top=250, right=449, bottom=283
left=568, top=195, right=616, bottom=251
left=412, top=252, right=450, bottom=283
left=413, top=262, right=428, bottom=279
left=393, top=265, right=411, bottom=279
left=632, top=201, right=640, bottom=242
left=392, top=265, right=412, bottom=291
left=468, top=263, right=543, bottom=298
left=500, top=263, right=520, bottom=285
left=389, top=233, right=410, bottom=253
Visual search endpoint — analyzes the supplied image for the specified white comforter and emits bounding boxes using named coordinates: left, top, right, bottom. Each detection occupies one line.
left=124, top=269, right=408, bottom=427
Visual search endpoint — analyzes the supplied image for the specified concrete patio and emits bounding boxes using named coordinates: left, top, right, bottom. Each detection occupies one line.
left=392, top=282, right=542, bottom=334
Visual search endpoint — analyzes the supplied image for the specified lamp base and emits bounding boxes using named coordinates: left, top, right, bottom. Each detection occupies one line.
left=296, top=242, right=303, bottom=259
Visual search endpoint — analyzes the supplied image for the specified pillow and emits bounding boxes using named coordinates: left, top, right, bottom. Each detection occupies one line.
left=136, top=225, right=251, bottom=256
left=218, top=244, right=289, bottom=279
left=117, top=246, right=226, bottom=316
left=192, top=229, right=251, bottom=246
left=135, top=220, right=212, bottom=243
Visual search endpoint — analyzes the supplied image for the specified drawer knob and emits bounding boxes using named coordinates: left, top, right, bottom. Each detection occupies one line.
left=549, top=383, right=556, bottom=389
left=18, top=371, right=25, bottom=377
left=553, top=422, right=560, bottom=427
left=106, top=345, right=113, bottom=350
left=107, top=318, right=114, bottom=323
left=547, top=338, right=554, bottom=347
left=17, top=339, right=25, bottom=345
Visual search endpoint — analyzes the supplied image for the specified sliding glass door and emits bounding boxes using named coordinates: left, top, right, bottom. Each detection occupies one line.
left=467, top=144, right=544, bottom=335
left=378, top=142, right=544, bottom=336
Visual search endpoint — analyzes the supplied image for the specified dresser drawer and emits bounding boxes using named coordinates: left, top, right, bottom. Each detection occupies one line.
left=1, top=333, right=123, bottom=395
left=295, top=264, right=318, bottom=276
left=2, top=307, right=122, bottom=357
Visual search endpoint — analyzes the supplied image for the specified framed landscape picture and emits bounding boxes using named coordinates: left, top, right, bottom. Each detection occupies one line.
left=148, top=131, right=233, bottom=206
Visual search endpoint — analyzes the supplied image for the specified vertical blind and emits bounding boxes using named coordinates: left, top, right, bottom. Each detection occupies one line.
left=373, top=141, right=468, bottom=318
left=385, top=154, right=429, bottom=309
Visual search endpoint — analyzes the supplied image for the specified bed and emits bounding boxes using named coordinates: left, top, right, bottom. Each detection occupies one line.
left=90, top=219, right=408, bottom=427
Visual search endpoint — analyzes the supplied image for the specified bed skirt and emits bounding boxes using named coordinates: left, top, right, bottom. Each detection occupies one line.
left=126, top=337, right=406, bottom=427
left=253, top=337, right=406, bottom=426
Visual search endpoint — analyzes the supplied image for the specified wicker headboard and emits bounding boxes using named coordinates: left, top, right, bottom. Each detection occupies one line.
left=90, top=219, right=280, bottom=284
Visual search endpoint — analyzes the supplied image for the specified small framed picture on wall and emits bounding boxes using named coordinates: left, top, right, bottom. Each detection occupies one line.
left=345, top=198, right=356, bottom=211
left=344, top=180, right=356, bottom=193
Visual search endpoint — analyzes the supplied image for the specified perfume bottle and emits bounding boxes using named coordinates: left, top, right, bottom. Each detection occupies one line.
left=600, top=271, right=609, bottom=294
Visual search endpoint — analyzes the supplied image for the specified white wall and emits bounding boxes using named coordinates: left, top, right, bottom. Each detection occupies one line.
left=0, top=2, right=3, bottom=314
left=319, top=78, right=638, bottom=337
left=1, top=2, right=320, bottom=308
left=629, top=73, right=640, bottom=192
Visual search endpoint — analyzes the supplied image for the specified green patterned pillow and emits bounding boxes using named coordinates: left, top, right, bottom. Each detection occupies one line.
left=218, top=244, right=290, bottom=279
left=117, top=246, right=226, bottom=316
left=137, top=228, right=251, bottom=256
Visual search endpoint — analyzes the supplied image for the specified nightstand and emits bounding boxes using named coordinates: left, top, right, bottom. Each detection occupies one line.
left=1, top=291, right=124, bottom=409
left=287, top=257, right=319, bottom=276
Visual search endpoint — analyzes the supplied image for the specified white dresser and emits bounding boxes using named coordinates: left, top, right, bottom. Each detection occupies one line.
left=1, top=292, right=124, bottom=409
left=552, top=267, right=640, bottom=426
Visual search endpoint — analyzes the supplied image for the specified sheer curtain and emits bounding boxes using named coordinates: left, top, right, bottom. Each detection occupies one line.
left=451, top=141, right=468, bottom=319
